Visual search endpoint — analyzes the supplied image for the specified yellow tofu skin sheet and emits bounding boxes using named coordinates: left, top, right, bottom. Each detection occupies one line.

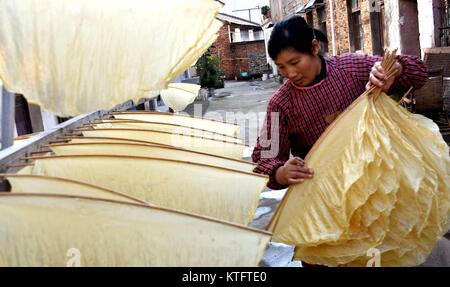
left=270, top=92, right=450, bottom=267
left=0, top=0, right=223, bottom=116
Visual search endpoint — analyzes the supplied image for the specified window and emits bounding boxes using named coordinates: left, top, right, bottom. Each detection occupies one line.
left=352, top=11, right=362, bottom=51
left=231, top=28, right=263, bottom=43
left=352, top=0, right=360, bottom=10
left=240, top=30, right=249, bottom=42
left=254, top=30, right=264, bottom=41
left=348, top=0, right=364, bottom=52
left=232, top=28, right=241, bottom=43
left=249, top=30, right=254, bottom=41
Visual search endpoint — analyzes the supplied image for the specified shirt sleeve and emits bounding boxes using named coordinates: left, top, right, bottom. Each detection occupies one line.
left=389, top=54, right=428, bottom=94
left=252, top=97, right=291, bottom=190
left=338, top=53, right=428, bottom=95
left=338, top=53, right=382, bottom=88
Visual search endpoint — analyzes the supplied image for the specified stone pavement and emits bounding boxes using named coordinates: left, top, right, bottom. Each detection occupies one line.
left=205, top=79, right=280, bottom=147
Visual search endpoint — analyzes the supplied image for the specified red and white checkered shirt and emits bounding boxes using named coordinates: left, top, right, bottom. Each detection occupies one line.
left=252, top=53, right=428, bottom=190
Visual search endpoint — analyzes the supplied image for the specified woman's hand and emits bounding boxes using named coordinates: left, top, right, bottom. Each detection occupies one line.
left=275, top=157, right=314, bottom=185
left=365, top=60, right=402, bottom=92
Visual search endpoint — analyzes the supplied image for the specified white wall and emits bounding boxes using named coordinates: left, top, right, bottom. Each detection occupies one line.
left=417, top=0, right=436, bottom=57
left=385, top=0, right=438, bottom=58
left=263, top=27, right=278, bottom=76
left=40, top=108, right=59, bottom=131
left=384, top=0, right=401, bottom=53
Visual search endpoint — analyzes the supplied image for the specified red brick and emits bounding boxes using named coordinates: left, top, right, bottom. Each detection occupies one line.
left=210, top=23, right=267, bottom=79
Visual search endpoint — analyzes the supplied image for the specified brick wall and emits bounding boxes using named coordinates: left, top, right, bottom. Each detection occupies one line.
left=230, top=41, right=248, bottom=78
left=313, top=8, right=320, bottom=29
left=229, top=40, right=267, bottom=79
left=269, top=0, right=378, bottom=56
left=248, top=43, right=269, bottom=76
left=325, top=0, right=375, bottom=55
left=360, top=0, right=374, bottom=55
left=269, top=0, right=352, bottom=55
left=210, top=24, right=267, bottom=79
left=331, top=0, right=351, bottom=55
left=210, top=25, right=233, bottom=78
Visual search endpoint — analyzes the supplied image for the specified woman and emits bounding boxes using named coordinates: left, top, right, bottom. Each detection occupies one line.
left=252, top=15, right=428, bottom=190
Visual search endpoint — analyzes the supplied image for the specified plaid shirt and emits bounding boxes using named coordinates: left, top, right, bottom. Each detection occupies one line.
left=252, top=53, right=428, bottom=190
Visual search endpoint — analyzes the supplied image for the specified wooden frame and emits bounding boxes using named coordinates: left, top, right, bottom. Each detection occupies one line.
left=0, top=100, right=133, bottom=173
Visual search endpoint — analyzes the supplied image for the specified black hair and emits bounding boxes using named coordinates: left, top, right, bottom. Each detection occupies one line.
left=268, top=15, right=328, bottom=60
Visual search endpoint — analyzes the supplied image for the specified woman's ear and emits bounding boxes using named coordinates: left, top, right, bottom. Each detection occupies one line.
left=311, top=39, right=320, bottom=55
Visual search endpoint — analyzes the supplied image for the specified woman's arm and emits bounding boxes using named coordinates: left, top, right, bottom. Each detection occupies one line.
left=252, top=97, right=314, bottom=189
left=252, top=99, right=290, bottom=190
left=338, top=53, right=428, bottom=95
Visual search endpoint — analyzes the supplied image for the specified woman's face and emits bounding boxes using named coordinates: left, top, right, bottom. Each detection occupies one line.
left=274, top=44, right=321, bottom=87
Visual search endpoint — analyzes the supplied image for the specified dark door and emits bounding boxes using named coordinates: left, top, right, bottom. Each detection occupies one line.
left=399, top=0, right=421, bottom=57
left=14, top=95, right=33, bottom=136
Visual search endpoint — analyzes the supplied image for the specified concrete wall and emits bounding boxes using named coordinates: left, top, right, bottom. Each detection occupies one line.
left=269, top=0, right=284, bottom=23
left=417, top=0, right=446, bottom=57
left=418, top=0, right=436, bottom=53
left=40, top=108, right=59, bottom=131
left=384, top=0, right=401, bottom=52
left=281, top=0, right=301, bottom=20
left=270, top=0, right=308, bottom=23
left=263, top=26, right=279, bottom=75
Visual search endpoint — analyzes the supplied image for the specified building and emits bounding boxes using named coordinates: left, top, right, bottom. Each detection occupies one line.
left=269, top=0, right=386, bottom=56
left=210, top=13, right=269, bottom=80
left=268, top=0, right=450, bottom=132
left=269, top=0, right=450, bottom=57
